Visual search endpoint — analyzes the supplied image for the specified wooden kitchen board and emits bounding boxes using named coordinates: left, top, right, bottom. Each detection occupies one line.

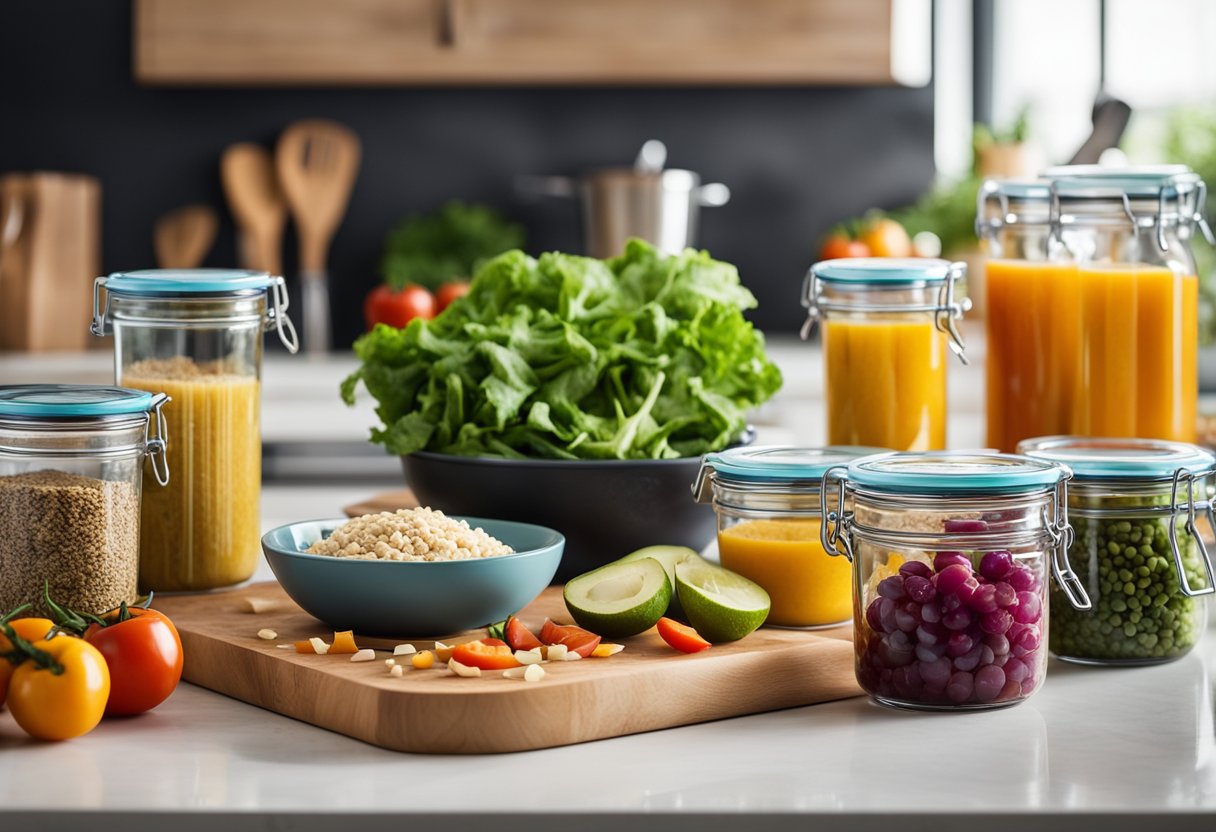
left=155, top=583, right=861, bottom=754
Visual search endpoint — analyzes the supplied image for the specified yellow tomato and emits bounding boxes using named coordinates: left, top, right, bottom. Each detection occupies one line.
left=8, top=635, right=110, bottom=741
left=0, top=617, right=56, bottom=708
left=861, top=217, right=913, bottom=258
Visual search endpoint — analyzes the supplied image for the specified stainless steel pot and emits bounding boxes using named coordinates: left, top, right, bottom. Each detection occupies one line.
left=519, top=140, right=730, bottom=258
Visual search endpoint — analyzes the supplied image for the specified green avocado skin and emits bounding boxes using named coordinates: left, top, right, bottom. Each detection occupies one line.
left=1051, top=497, right=1207, bottom=664
left=563, top=559, right=673, bottom=638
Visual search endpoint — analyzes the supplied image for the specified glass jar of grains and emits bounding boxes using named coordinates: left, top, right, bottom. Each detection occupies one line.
left=92, top=269, right=298, bottom=592
left=1018, top=436, right=1215, bottom=665
left=820, top=452, right=1091, bottom=710
left=0, top=384, right=169, bottom=616
left=693, top=446, right=887, bottom=628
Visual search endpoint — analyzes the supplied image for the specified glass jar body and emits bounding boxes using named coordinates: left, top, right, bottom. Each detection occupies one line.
left=1052, top=480, right=1208, bottom=665
left=0, top=415, right=148, bottom=615
left=847, top=491, right=1054, bottom=710
left=982, top=193, right=1199, bottom=451
left=820, top=299, right=947, bottom=452
left=710, top=480, right=851, bottom=628
left=111, top=293, right=265, bottom=592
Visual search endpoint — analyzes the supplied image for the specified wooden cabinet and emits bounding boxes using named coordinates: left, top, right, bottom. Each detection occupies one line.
left=135, top=0, right=906, bottom=86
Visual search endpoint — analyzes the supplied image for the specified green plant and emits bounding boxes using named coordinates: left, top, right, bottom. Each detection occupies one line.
left=381, top=201, right=527, bottom=291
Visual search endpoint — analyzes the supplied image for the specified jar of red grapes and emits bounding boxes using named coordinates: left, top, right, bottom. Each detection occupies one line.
left=820, top=452, right=1091, bottom=711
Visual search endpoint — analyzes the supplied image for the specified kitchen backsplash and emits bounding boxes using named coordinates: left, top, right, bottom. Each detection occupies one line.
left=0, top=2, right=933, bottom=344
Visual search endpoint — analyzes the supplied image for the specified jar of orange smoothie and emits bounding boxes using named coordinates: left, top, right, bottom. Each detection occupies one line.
left=693, top=445, right=885, bottom=628
left=92, top=270, right=298, bottom=591
left=801, top=258, right=970, bottom=452
left=979, top=167, right=1211, bottom=451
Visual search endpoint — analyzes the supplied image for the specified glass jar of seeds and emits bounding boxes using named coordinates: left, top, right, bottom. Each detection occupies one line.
left=0, top=385, right=169, bottom=617
left=1019, top=436, right=1215, bottom=665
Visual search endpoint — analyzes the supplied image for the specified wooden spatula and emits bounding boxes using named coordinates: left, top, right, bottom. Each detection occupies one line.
left=276, top=119, right=361, bottom=354
left=154, top=204, right=218, bottom=269
left=221, top=142, right=286, bottom=275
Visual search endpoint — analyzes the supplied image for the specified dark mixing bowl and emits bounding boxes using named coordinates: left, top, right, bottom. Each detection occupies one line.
left=402, top=452, right=714, bottom=583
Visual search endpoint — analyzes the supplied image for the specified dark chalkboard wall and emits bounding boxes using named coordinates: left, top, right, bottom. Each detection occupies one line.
left=0, top=2, right=934, bottom=346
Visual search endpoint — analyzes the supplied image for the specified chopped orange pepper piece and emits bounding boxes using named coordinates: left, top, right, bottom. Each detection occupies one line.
left=294, top=640, right=316, bottom=654
left=330, top=630, right=359, bottom=655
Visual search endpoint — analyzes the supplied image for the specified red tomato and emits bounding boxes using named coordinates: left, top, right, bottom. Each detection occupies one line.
left=657, top=617, right=711, bottom=654
left=505, top=616, right=543, bottom=652
left=434, top=281, right=470, bottom=313
left=819, top=232, right=870, bottom=260
left=83, top=606, right=183, bottom=717
left=451, top=638, right=521, bottom=670
left=364, top=284, right=436, bottom=330
left=539, top=619, right=601, bottom=658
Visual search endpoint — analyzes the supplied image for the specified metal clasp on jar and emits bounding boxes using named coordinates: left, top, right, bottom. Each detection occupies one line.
left=265, top=275, right=300, bottom=354
left=1168, top=469, right=1216, bottom=597
left=91, top=275, right=112, bottom=337
left=1046, top=476, right=1091, bottom=611
left=819, top=465, right=854, bottom=562
left=145, top=393, right=171, bottom=487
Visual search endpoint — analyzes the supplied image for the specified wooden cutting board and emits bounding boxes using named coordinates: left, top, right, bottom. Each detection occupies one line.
left=155, top=583, right=861, bottom=754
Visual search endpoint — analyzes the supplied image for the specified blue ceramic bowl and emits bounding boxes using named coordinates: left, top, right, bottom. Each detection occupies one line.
left=261, top=517, right=564, bottom=637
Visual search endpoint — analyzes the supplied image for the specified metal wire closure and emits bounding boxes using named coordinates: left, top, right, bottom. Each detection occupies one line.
left=91, top=276, right=111, bottom=337
left=145, top=393, right=171, bottom=487
left=266, top=275, right=300, bottom=353
left=799, top=264, right=971, bottom=364
left=1167, top=469, right=1216, bottom=598
left=1045, top=477, right=1091, bottom=611
left=819, top=465, right=854, bottom=563
left=1046, top=179, right=1214, bottom=253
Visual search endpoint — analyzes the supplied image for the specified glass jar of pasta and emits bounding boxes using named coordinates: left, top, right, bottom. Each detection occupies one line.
left=1018, top=435, right=1214, bottom=665
left=801, top=258, right=970, bottom=452
left=820, top=452, right=1089, bottom=710
left=92, top=269, right=298, bottom=591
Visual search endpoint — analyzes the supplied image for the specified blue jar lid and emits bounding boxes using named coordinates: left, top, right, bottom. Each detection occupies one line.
left=702, top=445, right=889, bottom=483
left=0, top=384, right=157, bottom=418
left=1018, top=436, right=1216, bottom=480
left=980, top=179, right=1053, bottom=201
left=810, top=257, right=955, bottom=286
left=846, top=451, right=1069, bottom=494
left=104, top=268, right=276, bottom=296
left=1044, top=164, right=1203, bottom=199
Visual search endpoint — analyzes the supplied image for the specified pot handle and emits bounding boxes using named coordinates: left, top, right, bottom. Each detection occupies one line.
left=697, top=183, right=731, bottom=207
left=515, top=174, right=577, bottom=200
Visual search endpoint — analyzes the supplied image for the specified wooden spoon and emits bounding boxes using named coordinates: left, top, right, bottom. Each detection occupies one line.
left=154, top=204, right=218, bottom=269
left=275, top=119, right=361, bottom=354
left=221, top=142, right=286, bottom=275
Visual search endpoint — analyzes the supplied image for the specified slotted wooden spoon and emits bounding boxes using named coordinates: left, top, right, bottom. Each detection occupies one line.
left=221, top=142, right=286, bottom=275
left=154, top=204, right=218, bottom=269
left=276, top=119, right=361, bottom=354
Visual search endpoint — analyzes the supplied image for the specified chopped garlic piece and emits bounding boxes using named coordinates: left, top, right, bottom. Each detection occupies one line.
left=515, top=649, right=544, bottom=665
left=546, top=644, right=568, bottom=661
left=308, top=637, right=330, bottom=655
left=448, top=658, right=480, bottom=678
left=560, top=650, right=582, bottom=661
left=276, top=644, right=294, bottom=650
left=390, top=664, right=405, bottom=677
left=392, top=643, right=417, bottom=656
left=256, top=629, right=278, bottom=640
left=591, top=643, right=625, bottom=658
left=524, top=664, right=545, bottom=682
left=242, top=597, right=288, bottom=614
left=351, top=649, right=376, bottom=662
left=502, top=666, right=528, bottom=680
left=385, top=658, right=397, bottom=668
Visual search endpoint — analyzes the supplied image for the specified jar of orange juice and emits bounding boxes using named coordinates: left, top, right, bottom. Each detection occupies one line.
left=801, top=258, right=970, bottom=452
left=92, top=270, right=298, bottom=591
left=979, top=166, right=1212, bottom=452
left=693, top=445, right=885, bottom=628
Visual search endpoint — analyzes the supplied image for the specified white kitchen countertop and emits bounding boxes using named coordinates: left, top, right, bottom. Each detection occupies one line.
left=1, top=332, right=1214, bottom=830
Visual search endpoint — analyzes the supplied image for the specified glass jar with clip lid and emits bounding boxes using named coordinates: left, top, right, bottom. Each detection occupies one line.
left=800, top=258, right=970, bottom=452
left=91, top=269, right=298, bottom=592
left=1019, top=435, right=1215, bottom=665
left=819, top=451, right=1090, bottom=710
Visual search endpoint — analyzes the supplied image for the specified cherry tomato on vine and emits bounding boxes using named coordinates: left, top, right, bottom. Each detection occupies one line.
left=83, top=605, right=183, bottom=717
left=7, top=634, right=110, bottom=740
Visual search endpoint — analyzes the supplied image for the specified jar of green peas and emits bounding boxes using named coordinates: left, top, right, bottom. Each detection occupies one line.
left=1019, top=436, right=1215, bottom=665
